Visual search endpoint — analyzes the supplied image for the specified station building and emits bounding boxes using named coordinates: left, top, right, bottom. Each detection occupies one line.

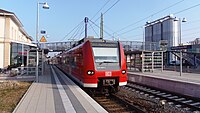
left=0, top=9, right=36, bottom=69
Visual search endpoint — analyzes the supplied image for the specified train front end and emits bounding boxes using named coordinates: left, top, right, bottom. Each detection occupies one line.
left=83, top=39, right=127, bottom=93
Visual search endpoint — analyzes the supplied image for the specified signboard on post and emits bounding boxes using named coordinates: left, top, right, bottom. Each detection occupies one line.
left=40, top=36, right=47, bottom=42
left=40, top=30, right=46, bottom=34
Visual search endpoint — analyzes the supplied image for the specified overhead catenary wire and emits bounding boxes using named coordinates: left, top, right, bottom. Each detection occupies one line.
left=91, top=0, right=111, bottom=20
left=181, top=33, right=200, bottom=43
left=60, top=0, right=200, bottom=42
left=182, top=26, right=200, bottom=32
left=103, top=24, right=122, bottom=39
left=88, top=22, right=99, bottom=37
left=182, top=26, right=200, bottom=36
left=125, top=34, right=143, bottom=38
left=78, top=25, right=85, bottom=39
left=118, top=34, right=143, bottom=41
left=85, top=0, right=112, bottom=38
left=94, top=0, right=121, bottom=22
left=72, top=26, right=84, bottom=40
left=119, top=21, right=200, bottom=42
left=68, top=22, right=84, bottom=41
left=119, top=20, right=200, bottom=42
left=182, top=31, right=200, bottom=37
left=73, top=18, right=105, bottom=39
left=183, top=19, right=200, bottom=25
left=115, top=1, right=200, bottom=41
left=121, top=25, right=200, bottom=40
left=99, top=0, right=181, bottom=39
left=79, top=0, right=121, bottom=39
left=89, top=19, right=113, bottom=38
left=60, top=21, right=84, bottom=41
left=102, top=0, right=120, bottom=15
left=61, top=2, right=112, bottom=41
left=174, top=2, right=200, bottom=14
left=118, top=26, right=143, bottom=36
left=87, top=0, right=121, bottom=39
left=114, top=0, right=185, bottom=34
left=117, top=24, right=200, bottom=42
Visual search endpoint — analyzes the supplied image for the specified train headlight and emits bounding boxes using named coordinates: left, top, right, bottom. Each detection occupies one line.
left=87, top=70, right=95, bottom=75
left=122, top=70, right=126, bottom=74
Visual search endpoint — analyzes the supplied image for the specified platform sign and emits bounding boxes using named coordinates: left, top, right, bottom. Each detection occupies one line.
left=40, top=36, right=47, bottom=42
left=41, top=30, right=46, bottom=34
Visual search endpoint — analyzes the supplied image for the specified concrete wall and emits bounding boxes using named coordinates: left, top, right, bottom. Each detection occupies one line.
left=5, top=17, right=10, bottom=40
left=0, top=43, right=4, bottom=68
left=0, top=16, right=5, bottom=38
left=3, top=42, right=10, bottom=68
left=128, top=74, right=200, bottom=98
left=10, top=18, right=18, bottom=41
left=0, top=16, right=5, bottom=68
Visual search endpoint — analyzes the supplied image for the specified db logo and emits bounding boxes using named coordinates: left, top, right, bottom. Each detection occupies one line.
left=105, top=71, right=112, bottom=76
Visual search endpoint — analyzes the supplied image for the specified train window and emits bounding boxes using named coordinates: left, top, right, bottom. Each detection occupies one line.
left=65, top=57, right=68, bottom=64
left=92, top=47, right=119, bottom=63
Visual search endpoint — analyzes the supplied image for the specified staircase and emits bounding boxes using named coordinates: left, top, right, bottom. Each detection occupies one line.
left=171, top=51, right=200, bottom=68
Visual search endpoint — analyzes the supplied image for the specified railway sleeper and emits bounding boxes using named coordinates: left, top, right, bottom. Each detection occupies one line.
left=182, top=100, right=193, bottom=103
left=103, top=104, right=122, bottom=108
left=162, top=94, right=172, bottom=97
left=97, top=99, right=110, bottom=102
left=190, top=102, right=200, bottom=106
left=108, top=107, right=127, bottom=111
left=126, top=82, right=200, bottom=112
left=174, top=98, right=185, bottom=101
left=112, top=94, right=146, bottom=113
left=157, top=93, right=166, bottom=95
left=99, top=101, right=113, bottom=104
left=168, top=96, right=179, bottom=99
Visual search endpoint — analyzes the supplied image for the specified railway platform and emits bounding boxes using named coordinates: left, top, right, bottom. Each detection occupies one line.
left=13, top=64, right=107, bottom=113
left=128, top=69, right=200, bottom=98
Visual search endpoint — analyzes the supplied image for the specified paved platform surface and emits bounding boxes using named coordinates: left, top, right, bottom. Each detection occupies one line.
left=128, top=69, right=200, bottom=98
left=13, top=64, right=107, bottom=113
left=128, top=69, right=200, bottom=84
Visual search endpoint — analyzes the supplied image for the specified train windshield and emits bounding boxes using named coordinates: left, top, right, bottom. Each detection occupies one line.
left=92, top=47, right=119, bottom=63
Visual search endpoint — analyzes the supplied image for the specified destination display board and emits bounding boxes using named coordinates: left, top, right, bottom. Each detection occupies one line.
left=91, top=42, right=118, bottom=47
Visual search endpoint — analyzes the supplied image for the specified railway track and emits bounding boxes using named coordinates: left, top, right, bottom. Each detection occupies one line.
left=56, top=65, right=145, bottom=112
left=92, top=94, right=145, bottom=113
left=125, top=81, right=200, bottom=113
left=57, top=64, right=199, bottom=112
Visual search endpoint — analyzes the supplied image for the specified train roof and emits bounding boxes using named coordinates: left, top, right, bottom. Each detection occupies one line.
left=79, top=37, right=117, bottom=43
left=71, top=37, right=118, bottom=48
left=64, top=38, right=119, bottom=53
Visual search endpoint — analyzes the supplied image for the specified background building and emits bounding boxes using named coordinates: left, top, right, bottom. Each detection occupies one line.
left=0, top=9, right=36, bottom=69
left=145, top=14, right=179, bottom=51
left=189, top=38, right=200, bottom=45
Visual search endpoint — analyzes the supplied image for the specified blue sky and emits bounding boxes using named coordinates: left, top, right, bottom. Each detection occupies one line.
left=1, top=0, right=200, bottom=43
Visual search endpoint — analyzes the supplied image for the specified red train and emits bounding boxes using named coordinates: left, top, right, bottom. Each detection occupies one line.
left=56, top=38, right=127, bottom=93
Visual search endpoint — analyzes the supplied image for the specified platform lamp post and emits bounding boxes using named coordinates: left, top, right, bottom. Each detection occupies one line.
left=142, top=26, right=145, bottom=51
left=174, top=17, right=187, bottom=76
left=36, top=2, right=49, bottom=82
